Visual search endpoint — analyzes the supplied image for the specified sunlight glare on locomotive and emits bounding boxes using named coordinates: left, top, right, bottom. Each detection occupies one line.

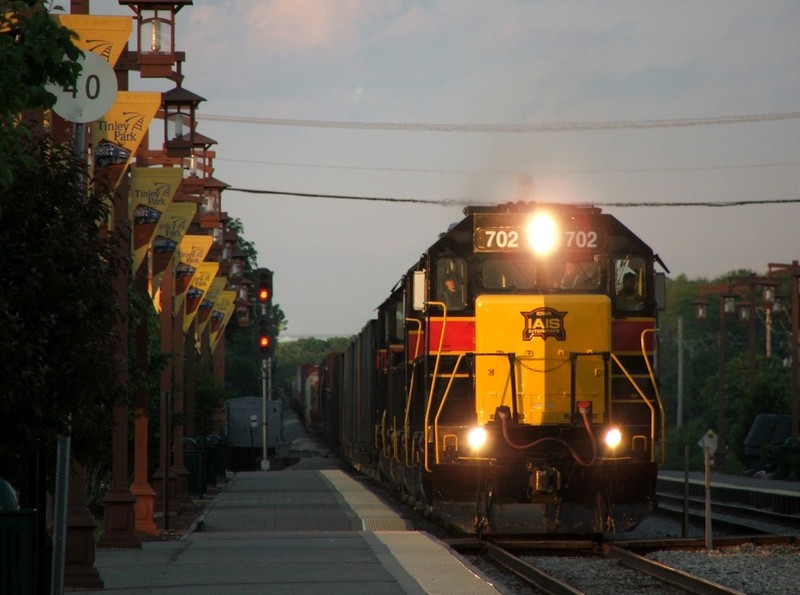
left=604, top=427, right=622, bottom=449
left=467, top=426, right=488, bottom=452
left=525, top=212, right=560, bottom=255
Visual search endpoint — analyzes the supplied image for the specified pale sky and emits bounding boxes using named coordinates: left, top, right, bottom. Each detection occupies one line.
left=100, top=1, right=800, bottom=338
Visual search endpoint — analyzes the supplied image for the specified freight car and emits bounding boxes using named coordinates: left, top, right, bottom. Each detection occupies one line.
left=293, top=364, right=321, bottom=431
left=316, top=202, right=666, bottom=535
left=225, top=396, right=283, bottom=471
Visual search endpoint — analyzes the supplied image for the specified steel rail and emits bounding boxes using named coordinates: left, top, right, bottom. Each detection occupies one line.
left=604, top=544, right=747, bottom=595
left=485, top=543, right=584, bottom=595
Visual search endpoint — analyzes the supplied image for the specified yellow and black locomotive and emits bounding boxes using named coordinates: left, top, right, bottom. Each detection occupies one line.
left=318, top=202, right=665, bottom=535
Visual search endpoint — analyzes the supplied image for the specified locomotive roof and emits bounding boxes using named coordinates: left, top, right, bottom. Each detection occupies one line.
left=429, top=201, right=657, bottom=261
left=462, top=202, right=604, bottom=216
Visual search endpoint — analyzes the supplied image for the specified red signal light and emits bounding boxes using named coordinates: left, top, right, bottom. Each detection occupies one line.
left=255, top=268, right=273, bottom=306
left=258, top=332, right=272, bottom=356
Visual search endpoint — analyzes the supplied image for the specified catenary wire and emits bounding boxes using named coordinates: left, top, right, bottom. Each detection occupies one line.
left=216, top=157, right=800, bottom=176
left=227, top=187, right=800, bottom=208
left=200, top=110, right=800, bottom=132
left=214, top=110, right=800, bottom=206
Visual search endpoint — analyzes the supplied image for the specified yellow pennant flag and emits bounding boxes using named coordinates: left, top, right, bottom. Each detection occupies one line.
left=55, top=15, right=132, bottom=66
left=173, top=235, right=214, bottom=315
left=209, top=290, right=238, bottom=353
left=183, top=263, right=219, bottom=333
left=130, top=167, right=183, bottom=274
left=196, top=277, right=227, bottom=339
left=91, top=91, right=161, bottom=185
left=150, top=202, right=197, bottom=301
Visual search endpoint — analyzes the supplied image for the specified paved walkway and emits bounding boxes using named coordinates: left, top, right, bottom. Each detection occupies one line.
left=71, top=467, right=499, bottom=594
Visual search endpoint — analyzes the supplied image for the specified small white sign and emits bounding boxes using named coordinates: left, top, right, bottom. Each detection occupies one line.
left=46, top=51, right=118, bottom=123
left=698, top=428, right=718, bottom=452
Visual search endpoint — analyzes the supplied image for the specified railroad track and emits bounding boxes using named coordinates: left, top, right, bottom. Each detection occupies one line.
left=481, top=540, right=749, bottom=594
left=657, top=490, right=800, bottom=535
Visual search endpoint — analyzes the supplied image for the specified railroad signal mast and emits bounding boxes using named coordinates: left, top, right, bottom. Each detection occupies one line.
left=253, top=267, right=274, bottom=470
left=254, top=267, right=275, bottom=357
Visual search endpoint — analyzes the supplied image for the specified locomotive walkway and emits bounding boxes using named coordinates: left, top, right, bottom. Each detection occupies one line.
left=71, top=422, right=499, bottom=593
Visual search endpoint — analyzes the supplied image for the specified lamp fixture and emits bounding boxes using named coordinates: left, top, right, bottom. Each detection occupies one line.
left=120, top=1, right=193, bottom=78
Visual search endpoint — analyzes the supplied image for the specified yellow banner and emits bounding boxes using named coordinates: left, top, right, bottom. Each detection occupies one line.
left=150, top=202, right=197, bottom=301
left=174, top=235, right=214, bottom=315
left=196, top=277, right=227, bottom=339
left=210, top=290, right=238, bottom=353
left=130, top=167, right=183, bottom=274
left=91, top=91, right=161, bottom=183
left=183, top=262, right=219, bottom=333
left=55, top=15, right=132, bottom=66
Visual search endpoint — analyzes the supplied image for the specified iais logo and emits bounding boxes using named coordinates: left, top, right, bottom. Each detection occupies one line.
left=521, top=307, right=567, bottom=341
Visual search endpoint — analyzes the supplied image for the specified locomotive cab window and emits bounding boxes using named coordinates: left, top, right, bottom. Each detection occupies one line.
left=614, top=256, right=645, bottom=312
left=481, top=258, right=536, bottom=290
left=436, top=257, right=467, bottom=312
left=557, top=257, right=602, bottom=290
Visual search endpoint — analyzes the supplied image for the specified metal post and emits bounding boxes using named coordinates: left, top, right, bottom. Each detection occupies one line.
left=682, top=444, right=689, bottom=538
left=261, top=357, right=270, bottom=470
left=748, top=284, right=757, bottom=391
left=716, top=299, right=727, bottom=471
left=677, top=316, right=684, bottom=429
left=769, top=262, right=800, bottom=438
left=50, top=435, right=71, bottom=595
left=704, top=445, right=713, bottom=550
left=792, top=271, right=799, bottom=438
left=162, top=389, right=171, bottom=531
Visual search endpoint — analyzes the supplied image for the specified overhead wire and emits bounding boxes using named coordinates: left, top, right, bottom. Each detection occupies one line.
left=227, top=187, right=800, bottom=208
left=216, top=156, right=800, bottom=176
left=199, top=110, right=800, bottom=133
left=208, top=109, right=800, bottom=207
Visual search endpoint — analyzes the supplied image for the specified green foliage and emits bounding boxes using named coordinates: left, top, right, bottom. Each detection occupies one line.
left=224, top=323, right=262, bottom=397
left=194, top=364, right=227, bottom=438
left=0, top=129, right=124, bottom=474
left=725, top=355, right=790, bottom=465
left=658, top=272, right=794, bottom=471
left=226, top=218, right=258, bottom=272
left=273, top=336, right=352, bottom=402
left=0, top=1, right=82, bottom=190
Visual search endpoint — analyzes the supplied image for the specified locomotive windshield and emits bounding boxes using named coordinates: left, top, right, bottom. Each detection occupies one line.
left=480, top=256, right=604, bottom=292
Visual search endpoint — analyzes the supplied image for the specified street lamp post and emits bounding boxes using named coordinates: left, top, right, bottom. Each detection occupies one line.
left=769, top=261, right=800, bottom=438
left=693, top=275, right=777, bottom=470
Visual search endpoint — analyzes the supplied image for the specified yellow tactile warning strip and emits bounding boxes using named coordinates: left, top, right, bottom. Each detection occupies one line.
left=319, top=469, right=414, bottom=531
left=320, top=470, right=499, bottom=593
left=371, top=531, right=500, bottom=594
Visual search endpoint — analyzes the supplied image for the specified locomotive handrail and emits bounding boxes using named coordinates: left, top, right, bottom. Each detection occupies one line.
left=609, top=352, right=658, bottom=463
left=378, top=408, right=388, bottom=454
left=641, top=328, right=666, bottom=466
left=404, top=318, right=423, bottom=468
left=424, top=301, right=448, bottom=472
left=432, top=353, right=467, bottom=468
left=392, top=416, right=400, bottom=462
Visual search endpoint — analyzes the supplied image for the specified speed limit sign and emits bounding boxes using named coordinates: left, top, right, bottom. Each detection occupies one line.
left=46, top=51, right=118, bottom=123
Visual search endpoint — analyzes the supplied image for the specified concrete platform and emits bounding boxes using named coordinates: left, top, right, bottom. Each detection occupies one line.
left=70, top=469, right=499, bottom=594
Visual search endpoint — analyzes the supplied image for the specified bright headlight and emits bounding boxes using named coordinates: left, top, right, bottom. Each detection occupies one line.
left=526, top=213, right=559, bottom=255
left=467, top=427, right=488, bottom=451
left=604, top=427, right=622, bottom=449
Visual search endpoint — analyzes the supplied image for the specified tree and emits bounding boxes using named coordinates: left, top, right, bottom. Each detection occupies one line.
left=273, top=337, right=352, bottom=404
left=0, top=129, right=124, bottom=475
left=0, top=3, right=122, bottom=489
left=0, top=1, right=81, bottom=190
left=658, top=272, right=793, bottom=471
